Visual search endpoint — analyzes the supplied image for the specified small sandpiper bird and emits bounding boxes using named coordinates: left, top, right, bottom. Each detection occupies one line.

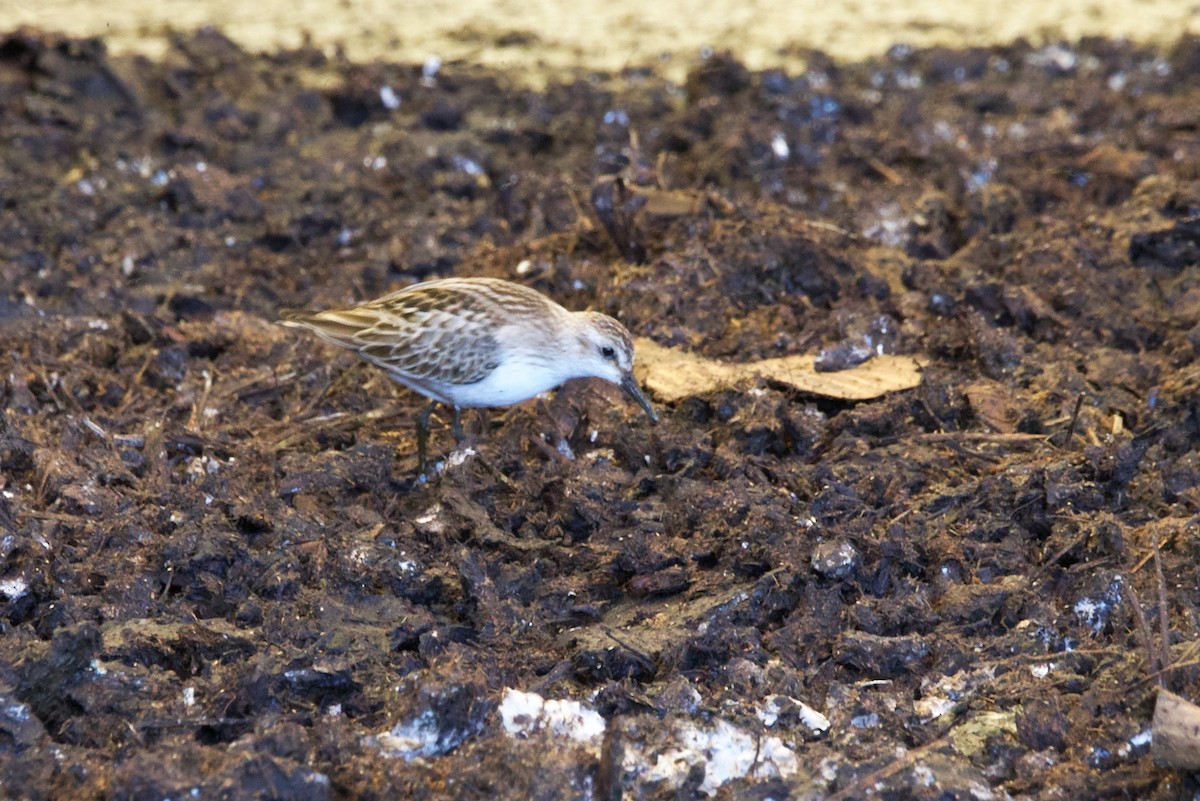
left=281, top=277, right=657, bottom=478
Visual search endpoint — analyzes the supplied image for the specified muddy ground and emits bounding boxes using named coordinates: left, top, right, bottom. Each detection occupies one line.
left=2, top=27, right=1200, bottom=800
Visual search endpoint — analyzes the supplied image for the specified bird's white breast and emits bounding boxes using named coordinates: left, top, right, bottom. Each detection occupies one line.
left=434, top=356, right=571, bottom=408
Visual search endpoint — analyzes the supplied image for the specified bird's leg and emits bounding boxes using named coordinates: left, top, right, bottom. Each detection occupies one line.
left=451, top=406, right=465, bottom=443
left=415, top=401, right=438, bottom=481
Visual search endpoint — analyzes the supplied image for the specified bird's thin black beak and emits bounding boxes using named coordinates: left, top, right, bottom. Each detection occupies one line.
left=621, top=372, right=658, bottom=422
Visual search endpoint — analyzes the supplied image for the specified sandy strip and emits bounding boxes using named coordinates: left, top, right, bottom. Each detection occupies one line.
left=8, top=0, right=1198, bottom=81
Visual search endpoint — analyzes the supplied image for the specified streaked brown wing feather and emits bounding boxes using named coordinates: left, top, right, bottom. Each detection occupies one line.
left=282, top=288, right=502, bottom=386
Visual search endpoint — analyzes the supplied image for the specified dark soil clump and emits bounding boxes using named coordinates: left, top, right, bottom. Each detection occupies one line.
left=2, top=26, right=1199, bottom=800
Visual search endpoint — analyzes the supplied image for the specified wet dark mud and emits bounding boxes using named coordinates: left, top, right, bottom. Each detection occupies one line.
left=2, top=26, right=1200, bottom=800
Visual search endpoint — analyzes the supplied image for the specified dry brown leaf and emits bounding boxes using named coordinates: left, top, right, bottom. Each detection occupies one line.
left=634, top=338, right=923, bottom=402
left=962, top=379, right=1034, bottom=433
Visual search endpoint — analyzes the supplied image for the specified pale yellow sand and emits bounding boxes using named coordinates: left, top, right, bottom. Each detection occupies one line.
left=6, top=0, right=1197, bottom=82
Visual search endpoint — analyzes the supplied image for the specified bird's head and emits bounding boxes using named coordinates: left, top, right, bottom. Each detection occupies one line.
left=573, top=311, right=658, bottom=422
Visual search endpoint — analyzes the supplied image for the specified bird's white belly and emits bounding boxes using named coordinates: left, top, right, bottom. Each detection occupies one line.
left=426, top=362, right=568, bottom=408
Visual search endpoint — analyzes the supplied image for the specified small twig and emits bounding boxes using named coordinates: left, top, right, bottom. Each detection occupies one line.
left=1058, top=393, right=1084, bottom=448
left=864, top=155, right=903, bottom=185
left=233, top=367, right=297, bottom=401
left=1043, top=532, right=1088, bottom=569
left=1154, top=538, right=1172, bottom=678
left=1134, top=659, right=1200, bottom=689
left=799, top=218, right=858, bottom=238
left=602, top=626, right=655, bottom=665
left=564, top=179, right=597, bottom=233
left=125, top=351, right=157, bottom=407
left=1132, top=535, right=1175, bottom=573
left=188, top=368, right=215, bottom=432
left=272, top=407, right=399, bottom=450
left=81, top=416, right=109, bottom=439
left=472, top=451, right=513, bottom=487
left=1125, top=580, right=1161, bottom=679
left=530, top=659, right=575, bottom=694
left=529, top=433, right=569, bottom=465
left=912, top=432, right=1048, bottom=444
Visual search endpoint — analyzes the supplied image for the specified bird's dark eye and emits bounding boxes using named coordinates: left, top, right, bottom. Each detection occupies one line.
left=600, top=345, right=616, bottom=360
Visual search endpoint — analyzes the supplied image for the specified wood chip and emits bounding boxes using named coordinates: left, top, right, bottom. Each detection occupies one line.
left=1152, top=689, right=1200, bottom=770
left=633, top=338, right=923, bottom=402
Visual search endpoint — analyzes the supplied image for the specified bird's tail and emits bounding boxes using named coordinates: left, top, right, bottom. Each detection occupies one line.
left=278, top=308, right=379, bottom=350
